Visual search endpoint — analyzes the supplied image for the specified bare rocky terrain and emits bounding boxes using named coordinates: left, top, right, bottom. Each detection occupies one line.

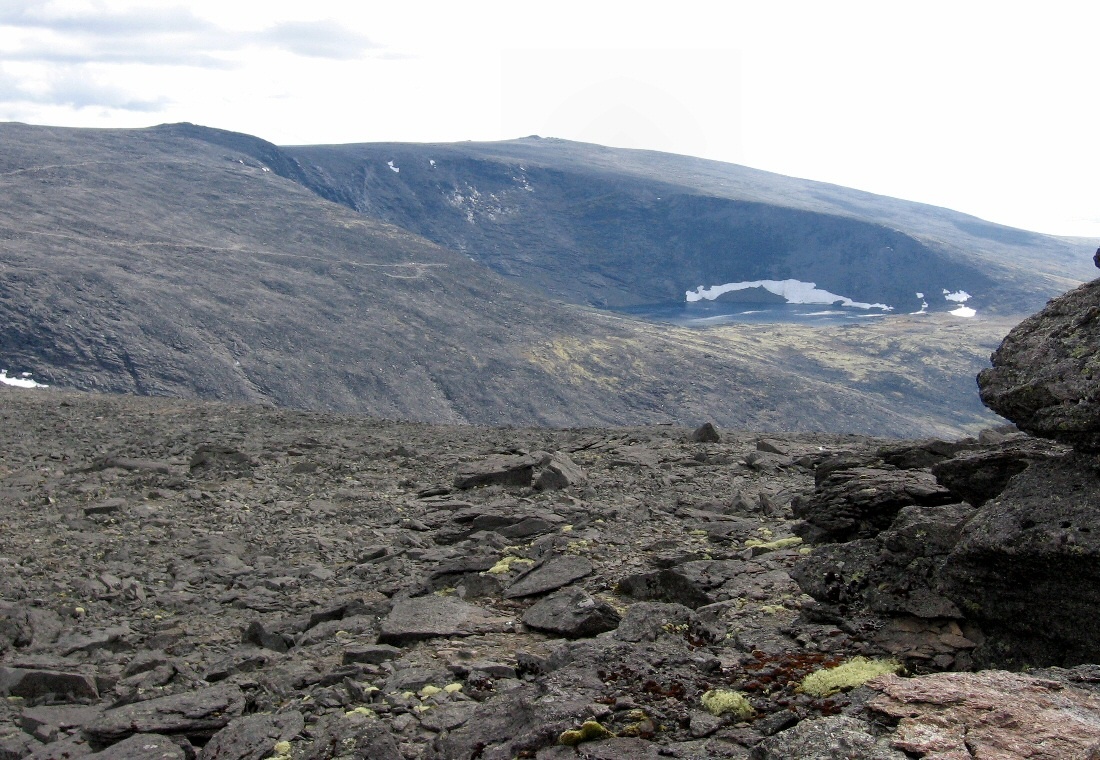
left=3, top=369, right=1099, bottom=758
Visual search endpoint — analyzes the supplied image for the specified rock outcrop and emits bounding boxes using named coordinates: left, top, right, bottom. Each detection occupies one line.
left=978, top=278, right=1100, bottom=450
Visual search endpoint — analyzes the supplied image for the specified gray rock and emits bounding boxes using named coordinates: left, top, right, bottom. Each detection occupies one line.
left=21, top=705, right=103, bottom=743
left=0, top=666, right=98, bottom=702
left=536, top=737, right=668, bottom=758
left=931, top=438, right=1067, bottom=507
left=792, top=467, right=955, bottom=543
left=0, top=603, right=32, bottom=653
left=56, top=625, right=130, bottom=656
left=615, top=569, right=713, bottom=609
left=88, top=733, right=187, bottom=759
left=378, top=596, right=514, bottom=645
left=521, top=589, right=621, bottom=638
left=419, top=702, right=478, bottom=732
left=201, top=711, right=304, bottom=760
left=85, top=683, right=246, bottom=744
left=384, top=666, right=451, bottom=693
left=756, top=437, right=787, bottom=455
left=189, top=445, right=255, bottom=478
left=241, top=620, right=292, bottom=653
left=978, top=278, right=1100, bottom=451
left=940, top=454, right=1100, bottom=667
left=342, top=643, right=401, bottom=665
left=613, top=602, right=717, bottom=644
left=534, top=453, right=586, bottom=491
left=303, top=710, right=402, bottom=760
left=0, top=732, right=41, bottom=760
left=691, top=423, right=721, bottom=443
left=454, top=455, right=539, bottom=489
left=750, top=716, right=907, bottom=759
left=504, top=555, right=593, bottom=598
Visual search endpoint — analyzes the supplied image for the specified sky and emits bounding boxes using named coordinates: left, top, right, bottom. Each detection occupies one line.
left=1, top=1, right=1097, bottom=238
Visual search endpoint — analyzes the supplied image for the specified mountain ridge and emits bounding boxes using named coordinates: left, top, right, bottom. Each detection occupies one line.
left=0, top=121, right=1093, bottom=437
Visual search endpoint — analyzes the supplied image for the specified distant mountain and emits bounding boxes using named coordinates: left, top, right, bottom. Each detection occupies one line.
left=0, top=122, right=1093, bottom=436
left=281, top=136, right=1091, bottom=315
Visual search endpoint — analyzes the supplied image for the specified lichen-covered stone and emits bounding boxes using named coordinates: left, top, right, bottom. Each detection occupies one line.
left=978, top=278, right=1100, bottom=451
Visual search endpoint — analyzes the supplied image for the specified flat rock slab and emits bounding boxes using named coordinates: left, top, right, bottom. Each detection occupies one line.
left=521, top=589, right=620, bottom=638
left=752, top=715, right=906, bottom=760
left=504, top=555, right=593, bottom=598
left=85, top=683, right=246, bottom=743
left=454, top=455, right=539, bottom=489
left=377, top=596, right=514, bottom=645
left=201, top=711, right=304, bottom=760
left=87, top=733, right=187, bottom=759
left=0, top=666, right=98, bottom=701
left=615, top=569, right=713, bottom=609
left=869, top=670, right=1100, bottom=759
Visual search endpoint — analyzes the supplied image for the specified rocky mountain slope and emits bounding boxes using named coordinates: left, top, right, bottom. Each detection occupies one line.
left=282, top=134, right=1091, bottom=314
left=0, top=121, right=1058, bottom=437
left=3, top=269, right=1099, bottom=758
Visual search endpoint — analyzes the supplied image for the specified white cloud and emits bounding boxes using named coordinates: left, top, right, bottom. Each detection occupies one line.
left=0, top=1, right=1096, bottom=238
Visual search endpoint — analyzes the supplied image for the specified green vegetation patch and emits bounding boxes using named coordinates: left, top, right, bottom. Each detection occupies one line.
left=799, top=656, right=902, bottom=697
left=700, top=689, right=754, bottom=719
left=559, top=720, right=614, bottom=745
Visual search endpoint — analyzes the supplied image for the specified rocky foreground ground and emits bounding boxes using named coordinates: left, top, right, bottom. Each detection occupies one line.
left=2, top=380, right=1100, bottom=759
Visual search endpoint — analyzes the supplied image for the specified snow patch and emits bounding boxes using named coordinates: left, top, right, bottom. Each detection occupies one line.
left=950, top=306, right=977, bottom=318
left=1, top=370, right=48, bottom=388
left=916, top=292, right=924, bottom=299
left=943, top=289, right=971, bottom=303
left=387, top=160, right=400, bottom=173
left=686, top=279, right=892, bottom=311
left=429, top=159, right=436, bottom=167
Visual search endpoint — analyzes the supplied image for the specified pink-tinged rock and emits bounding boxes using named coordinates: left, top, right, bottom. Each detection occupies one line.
left=867, top=671, right=1100, bottom=759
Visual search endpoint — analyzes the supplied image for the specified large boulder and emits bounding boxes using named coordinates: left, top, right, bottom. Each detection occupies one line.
left=792, top=467, right=955, bottom=544
left=978, top=278, right=1100, bottom=451
left=938, top=453, right=1100, bottom=667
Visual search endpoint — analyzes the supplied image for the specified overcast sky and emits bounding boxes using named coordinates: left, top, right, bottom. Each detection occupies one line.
left=2, top=1, right=1097, bottom=238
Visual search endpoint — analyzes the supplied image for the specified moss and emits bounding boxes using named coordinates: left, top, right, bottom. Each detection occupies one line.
left=799, top=656, right=902, bottom=697
left=700, top=689, right=754, bottom=719
left=559, top=720, right=614, bottom=745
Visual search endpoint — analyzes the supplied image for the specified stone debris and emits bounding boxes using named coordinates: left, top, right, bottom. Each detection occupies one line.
left=2, top=334, right=1100, bottom=759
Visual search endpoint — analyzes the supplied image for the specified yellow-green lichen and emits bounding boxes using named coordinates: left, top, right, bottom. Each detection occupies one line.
left=344, top=706, right=375, bottom=718
left=262, top=739, right=292, bottom=760
left=559, top=720, right=614, bottom=745
left=744, top=536, right=803, bottom=552
left=485, top=555, right=534, bottom=575
left=443, top=683, right=463, bottom=693
left=799, top=657, right=902, bottom=698
left=700, top=689, right=754, bottom=719
left=419, top=684, right=442, bottom=698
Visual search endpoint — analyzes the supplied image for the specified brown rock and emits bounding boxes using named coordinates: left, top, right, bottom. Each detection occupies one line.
left=868, top=671, right=1100, bottom=759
